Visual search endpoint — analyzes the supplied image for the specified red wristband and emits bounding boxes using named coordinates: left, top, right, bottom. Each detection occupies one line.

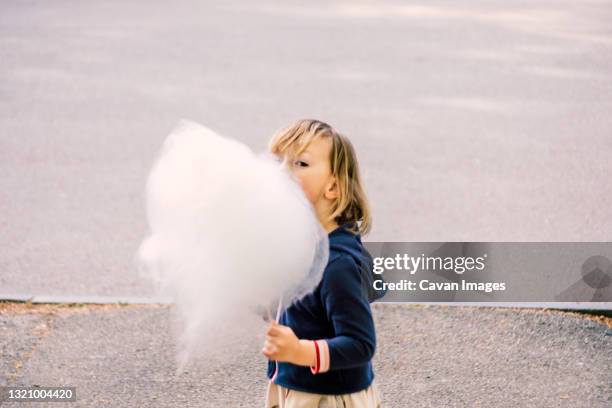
left=311, top=340, right=320, bottom=374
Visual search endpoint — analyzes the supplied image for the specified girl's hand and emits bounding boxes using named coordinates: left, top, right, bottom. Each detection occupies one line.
left=262, top=321, right=315, bottom=367
left=262, top=321, right=299, bottom=362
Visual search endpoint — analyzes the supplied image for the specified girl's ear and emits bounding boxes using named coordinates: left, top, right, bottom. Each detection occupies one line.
left=324, top=177, right=339, bottom=200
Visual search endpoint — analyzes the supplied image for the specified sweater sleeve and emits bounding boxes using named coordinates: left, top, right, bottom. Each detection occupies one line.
left=319, top=254, right=376, bottom=371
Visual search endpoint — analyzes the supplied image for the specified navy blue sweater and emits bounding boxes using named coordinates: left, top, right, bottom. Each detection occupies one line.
left=267, top=223, right=385, bottom=394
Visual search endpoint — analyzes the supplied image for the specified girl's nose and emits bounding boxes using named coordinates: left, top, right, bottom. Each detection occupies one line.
left=279, top=159, right=301, bottom=183
left=279, top=157, right=292, bottom=172
left=279, top=157, right=287, bottom=168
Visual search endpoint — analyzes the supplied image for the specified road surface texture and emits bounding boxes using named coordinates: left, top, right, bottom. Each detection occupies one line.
left=1, top=303, right=610, bottom=407
left=1, top=0, right=612, bottom=298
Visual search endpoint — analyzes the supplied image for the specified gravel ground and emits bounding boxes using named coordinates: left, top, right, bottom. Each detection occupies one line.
left=373, top=304, right=611, bottom=408
left=1, top=303, right=610, bottom=407
left=0, top=306, right=51, bottom=386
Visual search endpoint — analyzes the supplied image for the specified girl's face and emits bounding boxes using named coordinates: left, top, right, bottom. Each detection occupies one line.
left=278, top=136, right=338, bottom=222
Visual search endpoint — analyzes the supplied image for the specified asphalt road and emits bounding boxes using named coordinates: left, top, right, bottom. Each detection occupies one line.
left=1, top=1, right=612, bottom=298
left=1, top=303, right=610, bottom=407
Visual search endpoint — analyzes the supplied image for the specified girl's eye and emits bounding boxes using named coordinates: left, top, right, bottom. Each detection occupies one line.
left=294, top=160, right=308, bottom=167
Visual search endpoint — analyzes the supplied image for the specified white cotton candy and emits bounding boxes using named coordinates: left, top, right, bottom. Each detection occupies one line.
left=135, top=120, right=328, bottom=371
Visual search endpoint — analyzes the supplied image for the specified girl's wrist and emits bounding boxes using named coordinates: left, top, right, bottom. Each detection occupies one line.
left=292, top=339, right=317, bottom=367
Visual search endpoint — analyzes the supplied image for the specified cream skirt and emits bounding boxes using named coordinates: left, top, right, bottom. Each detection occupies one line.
left=265, top=380, right=382, bottom=408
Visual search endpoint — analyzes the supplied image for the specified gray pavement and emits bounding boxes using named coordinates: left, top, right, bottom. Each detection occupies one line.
left=1, top=303, right=610, bottom=407
left=2, top=0, right=612, bottom=297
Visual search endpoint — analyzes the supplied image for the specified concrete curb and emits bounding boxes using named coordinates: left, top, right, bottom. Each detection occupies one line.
left=0, top=294, right=173, bottom=305
left=379, top=301, right=612, bottom=310
left=1, top=295, right=610, bottom=313
left=379, top=301, right=612, bottom=317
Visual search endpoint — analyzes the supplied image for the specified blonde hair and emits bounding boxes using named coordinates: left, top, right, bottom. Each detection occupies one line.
left=268, top=119, right=372, bottom=236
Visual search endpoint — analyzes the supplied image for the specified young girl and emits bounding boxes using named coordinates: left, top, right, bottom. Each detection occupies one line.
left=262, top=119, right=383, bottom=408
